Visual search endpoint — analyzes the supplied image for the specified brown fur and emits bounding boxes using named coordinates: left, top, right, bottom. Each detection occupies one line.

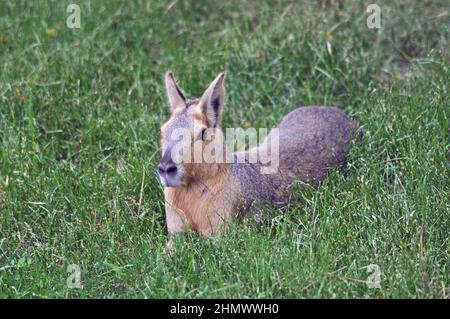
left=164, top=162, right=239, bottom=237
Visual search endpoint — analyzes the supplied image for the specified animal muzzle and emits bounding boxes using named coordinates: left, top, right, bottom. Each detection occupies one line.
left=157, top=154, right=181, bottom=187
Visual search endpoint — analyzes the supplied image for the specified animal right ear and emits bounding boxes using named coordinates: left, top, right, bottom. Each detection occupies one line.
left=165, top=71, right=186, bottom=111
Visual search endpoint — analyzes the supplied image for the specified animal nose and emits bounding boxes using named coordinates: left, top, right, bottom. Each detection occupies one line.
left=157, top=162, right=178, bottom=176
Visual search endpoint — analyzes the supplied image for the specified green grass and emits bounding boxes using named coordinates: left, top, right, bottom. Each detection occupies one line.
left=0, top=0, right=448, bottom=298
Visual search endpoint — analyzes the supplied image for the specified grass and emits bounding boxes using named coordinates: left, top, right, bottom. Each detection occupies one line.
left=0, top=0, right=448, bottom=298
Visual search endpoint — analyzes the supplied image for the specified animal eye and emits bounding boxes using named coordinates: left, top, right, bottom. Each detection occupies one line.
left=201, top=128, right=207, bottom=140
left=196, top=128, right=208, bottom=141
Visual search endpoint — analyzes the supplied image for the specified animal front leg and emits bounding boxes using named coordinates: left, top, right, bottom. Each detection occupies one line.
left=164, top=204, right=191, bottom=254
left=165, top=202, right=192, bottom=234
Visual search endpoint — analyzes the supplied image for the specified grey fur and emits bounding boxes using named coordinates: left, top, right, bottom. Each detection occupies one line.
left=231, top=106, right=360, bottom=217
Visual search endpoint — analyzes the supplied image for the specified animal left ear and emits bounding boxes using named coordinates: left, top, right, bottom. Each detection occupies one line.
left=198, top=73, right=226, bottom=127
left=165, top=71, right=186, bottom=111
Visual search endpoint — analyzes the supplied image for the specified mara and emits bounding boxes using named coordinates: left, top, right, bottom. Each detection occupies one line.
left=157, top=72, right=361, bottom=237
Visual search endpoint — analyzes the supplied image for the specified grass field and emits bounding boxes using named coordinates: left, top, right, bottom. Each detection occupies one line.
left=0, top=0, right=448, bottom=298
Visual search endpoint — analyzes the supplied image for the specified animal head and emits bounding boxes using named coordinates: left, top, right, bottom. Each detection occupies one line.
left=158, top=72, right=226, bottom=188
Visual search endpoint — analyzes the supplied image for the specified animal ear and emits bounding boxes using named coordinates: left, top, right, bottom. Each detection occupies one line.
left=165, top=71, right=186, bottom=111
left=198, top=73, right=226, bottom=127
